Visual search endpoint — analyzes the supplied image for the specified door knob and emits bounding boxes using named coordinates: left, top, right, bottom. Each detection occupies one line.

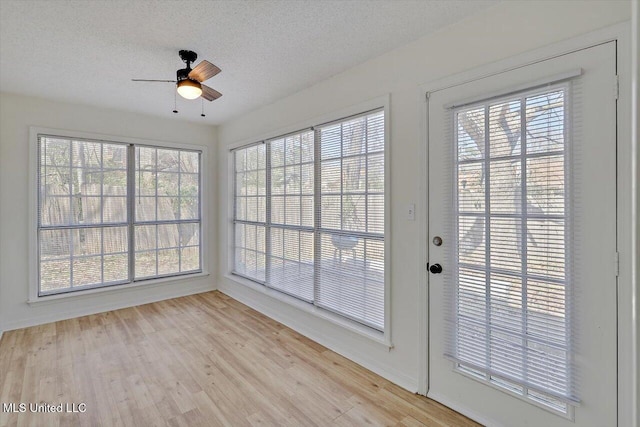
left=429, top=263, right=443, bottom=274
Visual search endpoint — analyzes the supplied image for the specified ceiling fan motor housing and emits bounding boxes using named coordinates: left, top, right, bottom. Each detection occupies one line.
left=176, top=68, right=191, bottom=82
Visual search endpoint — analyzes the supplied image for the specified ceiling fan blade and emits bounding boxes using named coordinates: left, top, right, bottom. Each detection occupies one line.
left=188, top=60, right=221, bottom=82
left=131, top=79, right=176, bottom=83
left=201, top=84, right=222, bottom=101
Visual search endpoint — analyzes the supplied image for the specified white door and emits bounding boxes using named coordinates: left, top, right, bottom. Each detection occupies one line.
left=427, top=42, right=617, bottom=427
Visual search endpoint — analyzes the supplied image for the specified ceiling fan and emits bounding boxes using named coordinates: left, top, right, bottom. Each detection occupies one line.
left=132, top=50, right=222, bottom=103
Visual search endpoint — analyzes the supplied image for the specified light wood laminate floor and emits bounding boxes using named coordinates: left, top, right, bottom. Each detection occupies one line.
left=0, top=291, right=479, bottom=427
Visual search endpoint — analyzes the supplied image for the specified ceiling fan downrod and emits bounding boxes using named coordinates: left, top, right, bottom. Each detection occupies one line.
left=177, top=50, right=198, bottom=82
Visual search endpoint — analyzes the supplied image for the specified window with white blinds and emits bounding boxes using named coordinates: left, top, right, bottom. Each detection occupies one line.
left=233, top=143, right=267, bottom=282
left=134, top=147, right=202, bottom=279
left=316, top=113, right=385, bottom=329
left=37, top=135, right=202, bottom=296
left=448, top=85, right=574, bottom=412
left=232, top=109, right=385, bottom=331
left=268, top=131, right=315, bottom=301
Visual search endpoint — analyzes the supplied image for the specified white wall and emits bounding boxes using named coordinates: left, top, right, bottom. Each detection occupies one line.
left=216, top=0, right=631, bottom=392
left=0, top=93, right=217, bottom=333
left=630, top=2, right=639, bottom=426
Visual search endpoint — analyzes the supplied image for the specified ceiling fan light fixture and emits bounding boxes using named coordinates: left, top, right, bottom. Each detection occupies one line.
left=176, top=79, right=202, bottom=100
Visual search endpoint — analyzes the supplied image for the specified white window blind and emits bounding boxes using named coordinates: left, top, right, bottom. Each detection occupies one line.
left=447, top=85, right=575, bottom=412
left=268, top=130, right=315, bottom=301
left=232, top=109, right=385, bottom=331
left=316, top=112, right=385, bottom=329
left=37, top=136, right=202, bottom=296
left=233, top=143, right=267, bottom=282
left=134, top=147, right=202, bottom=279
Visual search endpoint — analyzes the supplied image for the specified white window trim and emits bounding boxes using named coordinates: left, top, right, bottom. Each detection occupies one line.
left=28, top=126, right=210, bottom=303
left=226, top=95, right=392, bottom=347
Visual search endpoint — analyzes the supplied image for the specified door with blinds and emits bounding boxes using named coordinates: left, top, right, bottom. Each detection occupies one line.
left=427, top=42, right=617, bottom=426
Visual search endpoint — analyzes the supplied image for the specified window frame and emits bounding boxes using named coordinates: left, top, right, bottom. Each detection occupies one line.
left=29, top=127, right=209, bottom=303
left=225, top=96, right=391, bottom=345
left=448, top=83, right=575, bottom=415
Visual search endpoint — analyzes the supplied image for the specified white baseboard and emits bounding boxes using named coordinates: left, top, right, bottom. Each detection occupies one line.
left=1, top=282, right=215, bottom=332
left=427, top=390, right=499, bottom=427
left=219, top=283, right=418, bottom=393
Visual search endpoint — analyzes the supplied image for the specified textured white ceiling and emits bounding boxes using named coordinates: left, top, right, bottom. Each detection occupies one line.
left=0, top=0, right=496, bottom=125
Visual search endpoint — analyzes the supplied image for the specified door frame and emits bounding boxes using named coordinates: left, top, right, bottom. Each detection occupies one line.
left=417, top=22, right=635, bottom=427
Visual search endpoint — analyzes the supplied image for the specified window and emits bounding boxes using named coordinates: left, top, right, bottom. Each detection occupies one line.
left=233, top=109, right=385, bottom=331
left=37, top=135, right=202, bottom=296
left=448, top=85, right=573, bottom=412
left=233, top=143, right=267, bottom=282
left=268, top=130, right=315, bottom=300
left=134, top=147, right=201, bottom=278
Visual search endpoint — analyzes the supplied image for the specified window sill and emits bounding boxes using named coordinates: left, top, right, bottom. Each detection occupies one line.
left=28, top=272, right=210, bottom=305
left=224, top=272, right=393, bottom=349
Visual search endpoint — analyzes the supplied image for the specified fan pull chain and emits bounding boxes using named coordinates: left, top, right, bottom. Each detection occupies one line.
left=173, top=90, right=178, bottom=114
left=201, top=98, right=206, bottom=117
